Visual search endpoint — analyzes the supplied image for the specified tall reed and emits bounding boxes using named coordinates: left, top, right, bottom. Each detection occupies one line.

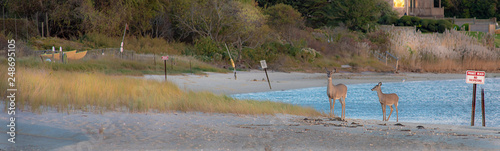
left=387, top=28, right=500, bottom=71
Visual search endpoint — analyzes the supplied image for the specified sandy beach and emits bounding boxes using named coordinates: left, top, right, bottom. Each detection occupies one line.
left=144, top=70, right=490, bottom=95
left=2, top=71, right=500, bottom=150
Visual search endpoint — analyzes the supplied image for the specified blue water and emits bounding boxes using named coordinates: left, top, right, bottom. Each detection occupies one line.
left=232, top=78, right=500, bottom=127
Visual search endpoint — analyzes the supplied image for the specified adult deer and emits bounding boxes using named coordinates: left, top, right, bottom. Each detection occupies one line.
left=325, top=68, right=348, bottom=120
left=371, top=82, right=399, bottom=122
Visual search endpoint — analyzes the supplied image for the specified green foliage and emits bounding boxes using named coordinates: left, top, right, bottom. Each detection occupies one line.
left=398, top=16, right=413, bottom=26
left=436, top=20, right=453, bottom=33
left=378, top=15, right=399, bottom=25
left=265, top=4, right=303, bottom=29
left=461, top=23, right=469, bottom=31
left=330, top=0, right=385, bottom=32
left=193, top=37, right=224, bottom=62
left=381, top=16, right=453, bottom=33
left=443, top=0, right=497, bottom=19
left=452, top=24, right=461, bottom=31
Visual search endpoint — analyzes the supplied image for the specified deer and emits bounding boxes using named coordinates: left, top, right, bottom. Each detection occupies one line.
left=325, top=68, right=348, bottom=121
left=371, top=82, right=399, bottom=122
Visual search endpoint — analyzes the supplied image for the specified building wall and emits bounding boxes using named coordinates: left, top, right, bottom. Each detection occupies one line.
left=385, top=0, right=444, bottom=18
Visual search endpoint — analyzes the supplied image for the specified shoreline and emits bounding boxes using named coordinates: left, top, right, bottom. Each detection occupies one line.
left=144, top=70, right=499, bottom=95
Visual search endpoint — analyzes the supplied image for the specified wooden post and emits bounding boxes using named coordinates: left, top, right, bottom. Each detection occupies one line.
left=2, top=7, right=4, bottom=35
left=52, top=46, right=55, bottom=62
left=60, top=47, right=63, bottom=63
left=120, top=24, right=127, bottom=59
left=264, top=68, right=271, bottom=89
left=45, top=13, right=49, bottom=37
left=40, top=56, right=44, bottom=63
left=471, top=84, right=476, bottom=126
left=14, top=15, right=17, bottom=40
left=385, top=53, right=388, bottom=65
left=164, top=60, right=167, bottom=81
left=25, top=17, right=28, bottom=40
left=396, top=59, right=399, bottom=72
left=35, top=12, right=39, bottom=37
left=481, top=88, right=485, bottom=127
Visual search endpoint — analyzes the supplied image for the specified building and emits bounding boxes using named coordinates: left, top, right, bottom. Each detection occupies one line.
left=385, top=0, right=444, bottom=18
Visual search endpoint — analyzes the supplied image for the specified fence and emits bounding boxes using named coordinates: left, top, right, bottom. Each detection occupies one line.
left=380, top=25, right=416, bottom=33
left=372, top=50, right=399, bottom=72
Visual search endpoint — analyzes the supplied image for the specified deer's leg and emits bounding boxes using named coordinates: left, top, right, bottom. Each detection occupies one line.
left=395, top=103, right=399, bottom=122
left=341, top=97, right=346, bottom=121
left=387, top=105, right=394, bottom=121
left=332, top=98, right=335, bottom=115
left=329, top=98, right=333, bottom=117
left=381, top=104, right=385, bottom=121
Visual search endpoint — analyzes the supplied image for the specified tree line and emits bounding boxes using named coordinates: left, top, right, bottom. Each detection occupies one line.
left=1, top=0, right=498, bottom=67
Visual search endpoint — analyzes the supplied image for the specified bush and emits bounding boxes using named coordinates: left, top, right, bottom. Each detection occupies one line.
left=453, top=24, right=461, bottom=31
left=461, top=23, right=469, bottom=31
left=397, top=16, right=421, bottom=26
left=419, top=19, right=439, bottom=32
left=437, top=20, right=453, bottom=33
left=399, top=16, right=413, bottom=26
left=193, top=37, right=224, bottom=62
left=379, top=15, right=399, bottom=25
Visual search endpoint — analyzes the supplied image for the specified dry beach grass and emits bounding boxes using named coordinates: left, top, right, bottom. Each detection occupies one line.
left=0, top=65, right=321, bottom=116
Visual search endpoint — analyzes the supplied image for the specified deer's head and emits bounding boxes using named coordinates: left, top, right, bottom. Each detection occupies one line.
left=325, top=68, right=336, bottom=78
left=371, top=82, right=382, bottom=91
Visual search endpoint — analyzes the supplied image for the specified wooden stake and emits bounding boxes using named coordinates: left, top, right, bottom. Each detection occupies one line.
left=45, top=13, right=49, bottom=37
left=264, top=68, right=271, bottom=89
left=164, top=60, right=167, bottom=81
left=471, top=84, right=476, bottom=126
left=481, top=88, right=485, bottom=127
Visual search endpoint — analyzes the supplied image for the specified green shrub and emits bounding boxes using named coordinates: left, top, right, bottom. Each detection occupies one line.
left=379, top=15, right=399, bottom=25
left=437, top=20, right=453, bottom=33
left=461, top=23, right=469, bottom=31
left=193, top=37, right=224, bottom=62
left=452, top=24, right=461, bottom=31
left=399, top=16, right=413, bottom=26
left=410, top=16, right=421, bottom=24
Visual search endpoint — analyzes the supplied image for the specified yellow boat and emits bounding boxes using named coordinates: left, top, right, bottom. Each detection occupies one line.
left=40, top=50, right=87, bottom=60
left=67, top=51, right=87, bottom=60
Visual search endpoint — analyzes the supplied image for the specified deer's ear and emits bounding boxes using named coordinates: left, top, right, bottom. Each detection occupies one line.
left=378, top=82, right=382, bottom=86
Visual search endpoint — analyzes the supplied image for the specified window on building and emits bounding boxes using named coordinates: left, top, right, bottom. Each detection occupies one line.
left=394, top=0, right=405, bottom=7
left=434, top=0, right=440, bottom=7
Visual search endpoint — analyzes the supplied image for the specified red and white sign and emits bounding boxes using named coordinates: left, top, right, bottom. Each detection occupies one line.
left=162, top=56, right=169, bottom=60
left=466, top=70, right=485, bottom=84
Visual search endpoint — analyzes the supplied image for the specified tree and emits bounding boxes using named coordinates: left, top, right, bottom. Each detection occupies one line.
left=330, top=0, right=384, bottom=32
left=172, top=0, right=239, bottom=43
left=265, top=3, right=304, bottom=46
left=229, top=1, right=269, bottom=63
left=444, top=0, right=497, bottom=19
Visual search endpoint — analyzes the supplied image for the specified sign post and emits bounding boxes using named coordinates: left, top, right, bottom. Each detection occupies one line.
left=260, top=60, right=271, bottom=89
left=162, top=56, right=169, bottom=81
left=466, top=70, right=485, bottom=126
left=481, top=88, right=485, bottom=127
